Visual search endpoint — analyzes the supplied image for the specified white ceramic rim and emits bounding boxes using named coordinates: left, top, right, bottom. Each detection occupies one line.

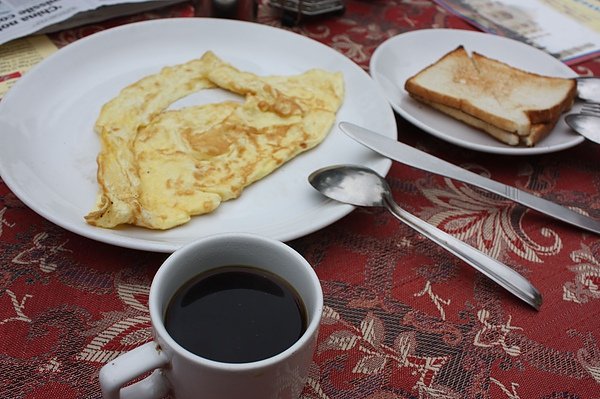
left=0, top=18, right=395, bottom=252
left=149, top=232, right=324, bottom=370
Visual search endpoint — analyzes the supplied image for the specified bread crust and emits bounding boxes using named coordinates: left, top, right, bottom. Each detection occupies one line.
left=413, top=95, right=557, bottom=147
left=404, top=46, right=576, bottom=145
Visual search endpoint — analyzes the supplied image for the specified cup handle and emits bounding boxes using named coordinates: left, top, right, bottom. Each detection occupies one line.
left=99, top=341, right=170, bottom=399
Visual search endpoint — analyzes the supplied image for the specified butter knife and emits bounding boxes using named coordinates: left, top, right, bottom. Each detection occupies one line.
left=340, top=121, right=600, bottom=235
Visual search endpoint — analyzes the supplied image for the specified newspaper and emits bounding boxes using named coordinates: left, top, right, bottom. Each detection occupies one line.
left=0, top=0, right=187, bottom=46
left=0, top=34, right=58, bottom=99
left=434, top=0, right=600, bottom=65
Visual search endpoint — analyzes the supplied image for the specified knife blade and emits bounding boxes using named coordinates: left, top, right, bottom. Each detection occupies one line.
left=340, top=121, right=600, bottom=235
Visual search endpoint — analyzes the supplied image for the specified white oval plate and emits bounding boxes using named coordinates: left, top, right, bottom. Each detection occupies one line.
left=0, top=18, right=396, bottom=252
left=370, top=29, right=583, bottom=155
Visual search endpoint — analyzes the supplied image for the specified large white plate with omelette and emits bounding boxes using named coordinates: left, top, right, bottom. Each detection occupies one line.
left=0, top=18, right=395, bottom=252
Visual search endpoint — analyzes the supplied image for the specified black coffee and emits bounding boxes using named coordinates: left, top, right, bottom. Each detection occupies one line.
left=165, top=266, right=307, bottom=363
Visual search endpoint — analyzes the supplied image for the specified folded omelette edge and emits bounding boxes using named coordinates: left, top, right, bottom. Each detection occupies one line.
left=84, top=51, right=344, bottom=230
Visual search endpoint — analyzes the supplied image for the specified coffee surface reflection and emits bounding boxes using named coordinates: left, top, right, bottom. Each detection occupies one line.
left=165, top=265, right=307, bottom=363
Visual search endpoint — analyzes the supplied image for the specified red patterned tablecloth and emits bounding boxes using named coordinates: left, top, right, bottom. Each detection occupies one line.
left=2, top=1, right=600, bottom=398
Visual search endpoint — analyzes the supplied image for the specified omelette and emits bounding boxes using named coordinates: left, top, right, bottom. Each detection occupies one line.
left=85, top=51, right=344, bottom=230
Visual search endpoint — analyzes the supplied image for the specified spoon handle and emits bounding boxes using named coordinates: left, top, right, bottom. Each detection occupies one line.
left=384, top=195, right=542, bottom=310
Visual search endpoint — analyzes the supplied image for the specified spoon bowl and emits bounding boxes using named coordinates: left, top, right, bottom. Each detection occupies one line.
left=565, top=113, right=600, bottom=144
left=576, top=77, right=600, bottom=103
left=308, top=165, right=388, bottom=207
left=309, top=164, right=542, bottom=310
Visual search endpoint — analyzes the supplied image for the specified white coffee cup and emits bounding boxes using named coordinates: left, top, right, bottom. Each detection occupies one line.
left=99, top=233, right=323, bottom=399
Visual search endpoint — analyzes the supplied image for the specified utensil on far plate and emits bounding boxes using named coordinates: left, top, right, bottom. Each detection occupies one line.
left=579, top=102, right=600, bottom=116
left=308, top=164, right=543, bottom=310
left=565, top=113, right=600, bottom=145
left=576, top=77, right=600, bottom=103
left=563, top=78, right=600, bottom=142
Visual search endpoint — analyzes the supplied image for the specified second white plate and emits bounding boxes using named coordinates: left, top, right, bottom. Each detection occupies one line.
left=370, top=29, right=583, bottom=155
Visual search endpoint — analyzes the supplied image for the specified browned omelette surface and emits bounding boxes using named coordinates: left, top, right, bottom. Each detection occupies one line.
left=85, top=52, right=344, bottom=230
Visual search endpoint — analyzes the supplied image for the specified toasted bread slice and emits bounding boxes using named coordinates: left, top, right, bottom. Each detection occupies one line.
left=415, top=96, right=557, bottom=147
left=404, top=46, right=576, bottom=145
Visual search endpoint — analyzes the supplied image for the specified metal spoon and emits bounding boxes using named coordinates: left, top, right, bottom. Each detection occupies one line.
left=308, top=164, right=542, bottom=310
left=576, top=77, right=600, bottom=103
left=565, top=113, right=600, bottom=144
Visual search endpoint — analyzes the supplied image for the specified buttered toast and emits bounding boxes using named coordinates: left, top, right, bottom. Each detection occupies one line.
left=404, top=46, right=576, bottom=146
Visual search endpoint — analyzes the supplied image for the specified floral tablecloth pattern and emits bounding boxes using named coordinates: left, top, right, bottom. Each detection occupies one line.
left=1, top=1, right=599, bottom=398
